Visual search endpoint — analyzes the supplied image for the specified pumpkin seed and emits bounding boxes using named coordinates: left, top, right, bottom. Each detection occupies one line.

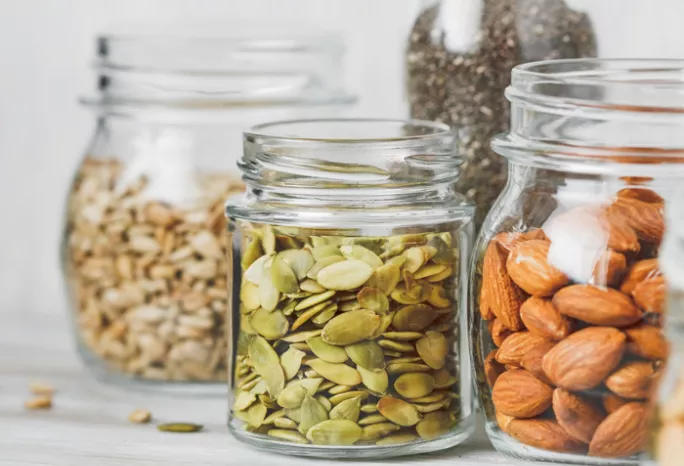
left=282, top=299, right=298, bottom=316
left=234, top=402, right=268, bottom=427
left=339, top=300, right=362, bottom=312
left=294, top=290, right=336, bottom=311
left=240, top=314, right=257, bottom=335
left=367, top=263, right=401, bottom=295
left=304, top=369, right=321, bottom=378
left=357, top=366, right=389, bottom=395
left=377, top=396, right=422, bottom=426
left=357, top=287, right=390, bottom=314
left=238, top=371, right=258, bottom=388
left=250, top=308, right=289, bottom=340
left=392, top=304, right=438, bottom=331
left=270, top=255, right=300, bottom=294
left=345, top=340, right=385, bottom=371
left=413, top=263, right=448, bottom=280
left=280, top=329, right=322, bottom=343
left=321, top=310, right=381, bottom=346
left=385, top=254, right=407, bottom=268
left=329, top=396, right=362, bottom=422
left=403, top=247, right=427, bottom=273
left=299, top=395, right=329, bottom=435
left=261, top=225, right=276, bottom=254
left=259, top=393, right=278, bottom=409
left=361, top=404, right=379, bottom=414
left=259, top=269, right=280, bottom=311
left=263, top=410, right=286, bottom=425
left=300, top=279, right=326, bottom=293
left=242, top=239, right=264, bottom=270
left=291, top=300, right=332, bottom=330
left=244, top=254, right=269, bottom=285
left=416, top=331, right=448, bottom=370
left=307, top=256, right=345, bottom=279
left=328, top=385, right=352, bottom=395
left=370, top=312, right=395, bottom=339
left=277, top=383, right=308, bottom=409
left=391, top=283, right=430, bottom=305
left=340, top=245, right=383, bottom=268
left=306, top=359, right=362, bottom=386
left=329, top=391, right=369, bottom=406
left=316, top=395, right=333, bottom=412
left=360, top=422, right=401, bottom=441
left=427, top=285, right=451, bottom=308
left=311, top=305, right=337, bottom=325
left=241, top=282, right=261, bottom=310
left=233, top=391, right=257, bottom=411
left=382, top=331, right=423, bottom=341
left=273, top=417, right=298, bottom=429
left=414, top=399, right=450, bottom=413
left=249, top=379, right=269, bottom=395
left=375, top=432, right=419, bottom=445
left=248, top=336, right=285, bottom=397
left=432, top=369, right=458, bottom=389
left=358, top=414, right=388, bottom=426
left=306, top=419, right=362, bottom=445
left=378, top=340, right=414, bottom=352
left=402, top=269, right=415, bottom=289
left=311, top=245, right=343, bottom=261
left=278, top=249, right=314, bottom=280
left=310, top=237, right=328, bottom=248
left=394, top=373, right=435, bottom=399
left=317, top=260, right=374, bottom=291
left=280, top=347, right=306, bottom=380
left=307, top=336, right=348, bottom=363
left=411, top=391, right=448, bottom=404
left=157, top=423, right=204, bottom=433
left=268, top=429, right=308, bottom=444
left=318, top=381, right=335, bottom=392
left=426, top=266, right=453, bottom=283
left=387, top=362, right=432, bottom=374
left=284, top=408, right=301, bottom=423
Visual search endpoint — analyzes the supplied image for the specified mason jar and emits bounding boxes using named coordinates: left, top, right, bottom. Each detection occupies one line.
left=469, top=59, right=684, bottom=464
left=225, top=119, right=475, bottom=457
left=61, top=29, right=353, bottom=390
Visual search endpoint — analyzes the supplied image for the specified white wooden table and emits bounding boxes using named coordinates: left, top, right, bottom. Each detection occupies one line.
left=0, top=313, right=519, bottom=466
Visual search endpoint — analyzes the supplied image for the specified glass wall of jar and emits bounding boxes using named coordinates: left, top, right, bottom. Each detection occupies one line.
left=469, top=59, right=684, bottom=465
left=225, top=119, right=475, bottom=457
left=61, top=28, right=354, bottom=391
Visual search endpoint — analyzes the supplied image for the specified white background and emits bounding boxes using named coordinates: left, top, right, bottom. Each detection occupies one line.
left=1, top=0, right=683, bottom=316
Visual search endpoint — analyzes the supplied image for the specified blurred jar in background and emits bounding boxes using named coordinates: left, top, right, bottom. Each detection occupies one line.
left=61, top=27, right=354, bottom=391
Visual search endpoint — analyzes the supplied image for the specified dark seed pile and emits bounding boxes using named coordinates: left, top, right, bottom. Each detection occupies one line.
left=407, top=0, right=597, bottom=228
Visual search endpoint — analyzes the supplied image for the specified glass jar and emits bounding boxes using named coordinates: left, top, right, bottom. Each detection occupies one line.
left=61, top=29, right=353, bottom=390
left=225, top=119, right=475, bottom=457
left=469, top=59, right=684, bottom=464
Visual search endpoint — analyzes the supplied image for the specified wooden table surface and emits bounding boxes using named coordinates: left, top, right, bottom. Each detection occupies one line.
left=1, top=312, right=523, bottom=466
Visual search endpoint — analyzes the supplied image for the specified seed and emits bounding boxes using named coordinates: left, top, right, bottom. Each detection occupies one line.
left=244, top=254, right=269, bottom=285
left=273, top=417, right=298, bottom=430
left=357, top=366, right=389, bottom=395
left=329, top=396, right=362, bottom=422
left=233, top=391, right=257, bottom=411
left=307, top=256, right=345, bottom=279
left=316, top=395, right=333, bottom=412
left=311, top=245, right=343, bottom=261
left=277, top=383, right=308, bottom=409
left=367, top=263, right=402, bottom=295
left=249, top=380, right=269, bottom=395
left=268, top=429, right=308, bottom=444
left=279, top=347, right=306, bottom=380
left=234, top=402, right=268, bottom=427
left=417, top=411, right=453, bottom=441
left=29, top=382, right=55, bottom=396
left=432, top=369, right=458, bottom=389
left=375, top=432, right=419, bottom=445
left=328, top=385, right=352, bottom=395
left=413, top=263, right=448, bottom=280
left=387, top=363, right=432, bottom=374
left=392, top=304, right=438, bottom=331
left=292, top=300, right=332, bottom=330
left=280, top=329, right=322, bottom=343
left=311, top=305, right=337, bottom=325
left=340, top=245, right=384, bottom=269
left=24, top=396, right=52, bottom=410
left=414, top=399, right=450, bottom=414
left=157, top=423, right=203, bottom=433
left=416, top=331, right=448, bottom=370
left=411, top=391, right=448, bottom=404
left=329, top=391, right=369, bottom=406
left=388, top=356, right=422, bottom=364
left=242, top=239, right=264, bottom=270
left=318, top=381, right=335, bottom=392
left=404, top=247, right=428, bottom=273
left=360, top=422, right=401, bottom=441
left=300, top=279, right=326, bottom=293
left=382, top=331, right=424, bottom=341
left=391, top=283, right=430, bottom=305
left=370, top=313, right=395, bottom=338
left=263, top=410, right=286, bottom=425
left=361, top=404, right=379, bottom=414
left=278, top=249, right=315, bottom=280
left=394, top=373, right=435, bottom=399
left=248, top=335, right=285, bottom=397
left=357, top=287, right=390, bottom=313
left=306, top=419, right=362, bottom=445
left=345, top=340, right=386, bottom=371
left=317, top=260, right=374, bottom=291
left=426, top=266, right=453, bottom=283
left=284, top=408, right=301, bottom=423
left=299, top=395, right=330, bottom=435
left=249, top=308, right=289, bottom=340
left=259, top=269, right=280, bottom=311
left=377, top=396, right=422, bottom=426
left=307, top=336, right=349, bottom=364
left=321, top=310, right=381, bottom=346
left=306, top=359, right=362, bottom=386
left=427, top=285, right=451, bottom=308
left=270, top=254, right=299, bottom=294
left=358, top=414, right=388, bottom=426
left=304, top=370, right=321, bottom=379
left=295, top=290, right=336, bottom=311
left=378, top=339, right=415, bottom=352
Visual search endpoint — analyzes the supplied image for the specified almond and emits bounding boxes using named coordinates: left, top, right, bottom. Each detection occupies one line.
left=520, top=340, right=556, bottom=385
left=492, top=370, right=553, bottom=418
left=625, top=324, right=668, bottom=360
left=590, top=250, right=627, bottom=288
left=620, top=259, right=660, bottom=295
left=496, top=410, right=514, bottom=433
left=482, top=241, right=525, bottom=331
left=553, top=285, right=643, bottom=328
left=605, top=361, right=656, bottom=400
left=600, top=210, right=641, bottom=254
left=496, top=331, right=551, bottom=367
left=553, top=389, right=606, bottom=444
left=520, top=297, right=572, bottom=341
left=607, top=197, right=665, bottom=244
left=602, top=393, right=629, bottom=414
left=589, top=402, right=649, bottom=457
left=494, top=229, right=547, bottom=252
left=617, top=187, right=664, bottom=205
left=506, top=240, right=569, bottom=297
left=542, top=327, right=626, bottom=391
left=479, top=284, right=496, bottom=321
left=632, top=275, right=666, bottom=314
left=484, top=350, right=505, bottom=387
left=507, top=418, right=586, bottom=454
left=489, top=319, right=514, bottom=347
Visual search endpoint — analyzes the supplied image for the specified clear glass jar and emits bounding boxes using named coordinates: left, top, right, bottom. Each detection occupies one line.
left=469, top=59, right=684, bottom=465
left=61, top=29, right=353, bottom=391
left=225, top=119, right=475, bottom=457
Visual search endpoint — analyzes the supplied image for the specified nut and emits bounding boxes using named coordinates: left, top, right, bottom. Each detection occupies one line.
left=492, top=370, right=553, bottom=418
left=506, top=240, right=569, bottom=297
left=24, top=396, right=52, bottom=410
left=589, top=402, right=649, bottom=457
left=506, top=418, right=585, bottom=453
left=620, top=259, right=660, bottom=295
left=482, top=241, right=525, bottom=331
left=605, top=361, right=656, bottom=400
left=519, top=297, right=572, bottom=341
left=129, top=408, right=152, bottom=424
left=632, top=275, right=666, bottom=314
left=496, top=331, right=551, bottom=367
left=553, top=389, right=605, bottom=444
left=625, top=323, right=668, bottom=360
left=553, top=285, right=643, bottom=328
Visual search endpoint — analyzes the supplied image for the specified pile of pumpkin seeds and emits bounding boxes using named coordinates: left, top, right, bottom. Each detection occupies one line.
left=231, top=224, right=463, bottom=446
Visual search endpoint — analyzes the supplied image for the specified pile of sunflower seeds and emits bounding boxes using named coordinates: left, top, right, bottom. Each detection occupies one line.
left=406, top=0, right=597, bottom=227
left=231, top=224, right=464, bottom=446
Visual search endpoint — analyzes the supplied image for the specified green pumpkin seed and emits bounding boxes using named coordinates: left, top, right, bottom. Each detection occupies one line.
left=414, top=399, right=450, bottom=414
left=268, top=429, right=308, bottom=444
left=280, top=347, right=306, bottom=380
left=289, top=342, right=310, bottom=351
left=413, top=263, right=448, bottom=280
left=316, top=395, right=333, bottom=412
left=375, top=432, right=419, bottom=445
left=378, top=339, right=414, bottom=352
left=370, top=312, right=395, bottom=339
left=357, top=287, right=390, bottom=314
left=284, top=408, right=301, bottom=422
left=394, top=373, right=435, bottom=399
left=311, top=305, right=337, bottom=325
left=233, top=391, right=257, bottom=411
left=385, top=254, right=407, bottom=268
left=322, top=310, right=381, bottom=346
left=277, top=383, right=308, bottom=409
left=317, top=260, right=374, bottom=291
left=432, top=369, right=458, bottom=389
left=392, top=304, right=438, bottom=331
left=403, top=247, right=428, bottom=273
left=427, top=285, right=451, bottom=308
left=357, top=366, right=389, bottom=395
left=311, top=245, right=343, bottom=261
left=261, top=225, right=276, bottom=254
left=329, top=396, right=362, bottom=422
left=307, top=336, right=348, bottom=363
left=292, top=300, right=332, bottom=330
left=307, top=256, right=345, bottom=279
left=360, top=404, right=378, bottom=414
left=244, top=254, right=269, bottom=285
left=387, top=362, right=432, bottom=374
left=428, top=235, right=452, bottom=264
left=339, top=300, right=362, bottom=312
left=249, top=379, right=269, bottom=395
left=377, top=396, right=422, bottom=426
left=426, top=266, right=453, bottom=283
left=345, top=340, right=385, bottom=371
left=299, top=395, right=329, bottom=435
left=306, top=419, right=362, bottom=445
left=250, top=308, right=289, bottom=340
left=263, top=409, right=286, bottom=425
left=329, top=391, right=369, bottom=406
left=259, top=393, right=278, bottom=409
left=234, top=402, right=268, bottom=427
left=300, top=279, right=326, bottom=293
left=259, top=269, right=280, bottom=311
left=304, top=369, right=321, bottom=378
left=157, top=423, right=204, bottom=433
left=306, top=359, right=361, bottom=386
left=241, top=239, right=264, bottom=270
left=273, top=417, right=298, bottom=429
left=416, top=331, right=448, bottom=370
left=358, top=414, right=388, bottom=426
left=238, top=371, right=258, bottom=389
left=382, top=331, right=424, bottom=341
left=360, top=422, right=400, bottom=441
left=280, top=329, right=322, bottom=343
left=411, top=391, right=448, bottom=404
left=241, top=282, right=261, bottom=310
left=402, top=269, right=415, bottom=290
left=270, top=255, right=299, bottom=294
left=337, top=292, right=358, bottom=302
left=390, top=283, right=430, bottom=305
left=328, top=385, right=351, bottom=395
left=248, top=335, right=285, bottom=397
left=340, top=245, right=383, bottom=269
left=282, top=299, right=298, bottom=316
left=318, top=381, right=335, bottom=392
left=367, top=263, right=401, bottom=295
left=278, top=249, right=314, bottom=280
left=295, top=290, right=336, bottom=311
left=240, top=314, right=257, bottom=335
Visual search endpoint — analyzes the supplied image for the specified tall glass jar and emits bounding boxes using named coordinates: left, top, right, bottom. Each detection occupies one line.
left=225, top=119, right=475, bottom=457
left=469, top=59, right=684, bottom=465
left=61, top=29, right=353, bottom=391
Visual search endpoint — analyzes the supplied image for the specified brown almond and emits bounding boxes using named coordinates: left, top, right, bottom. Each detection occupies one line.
left=553, top=389, right=605, bottom=444
left=620, top=259, right=660, bottom=295
left=589, top=402, right=649, bottom=457
left=591, top=250, right=627, bottom=288
left=489, top=319, right=514, bottom=347
left=632, top=275, right=666, bottom=314
left=492, top=370, right=553, bottom=418
left=625, top=324, right=668, bottom=360
left=553, top=285, right=643, bottom=328
left=496, top=410, right=514, bottom=433
left=607, top=197, right=665, bottom=244
left=496, top=332, right=551, bottom=367
left=506, top=240, right=569, bottom=297
left=479, top=285, right=496, bottom=321
left=520, top=340, right=556, bottom=385
left=520, top=297, right=572, bottom=341
left=605, top=361, right=656, bottom=400
left=600, top=210, right=641, bottom=254
left=494, top=229, right=547, bottom=253
left=507, top=418, right=586, bottom=454
left=542, top=327, right=626, bottom=391
left=482, top=241, right=525, bottom=331
left=617, top=187, right=664, bottom=204
left=602, top=393, right=629, bottom=414
left=484, top=350, right=505, bottom=387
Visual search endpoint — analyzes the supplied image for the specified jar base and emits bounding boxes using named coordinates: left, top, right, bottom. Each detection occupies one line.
left=228, top=412, right=476, bottom=459
left=486, top=424, right=641, bottom=466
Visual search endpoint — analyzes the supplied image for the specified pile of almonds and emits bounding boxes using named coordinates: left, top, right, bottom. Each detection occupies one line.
left=479, top=188, right=666, bottom=458
left=64, top=157, right=243, bottom=381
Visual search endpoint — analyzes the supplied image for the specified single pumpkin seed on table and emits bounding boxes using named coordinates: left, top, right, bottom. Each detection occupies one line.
left=232, top=225, right=463, bottom=446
